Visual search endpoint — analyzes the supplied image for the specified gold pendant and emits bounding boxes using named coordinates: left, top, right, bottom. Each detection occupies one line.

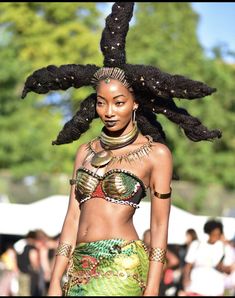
left=91, top=150, right=113, bottom=167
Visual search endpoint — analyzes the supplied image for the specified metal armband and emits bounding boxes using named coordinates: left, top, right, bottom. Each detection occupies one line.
left=149, top=247, right=167, bottom=264
left=55, top=243, right=73, bottom=258
left=153, top=187, right=172, bottom=199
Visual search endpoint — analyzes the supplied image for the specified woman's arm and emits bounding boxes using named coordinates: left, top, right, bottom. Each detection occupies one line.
left=182, top=262, right=193, bottom=290
left=143, top=143, right=173, bottom=296
left=47, top=143, right=88, bottom=296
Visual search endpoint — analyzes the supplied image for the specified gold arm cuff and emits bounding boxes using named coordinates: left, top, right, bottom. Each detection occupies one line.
left=149, top=247, right=166, bottom=263
left=55, top=243, right=73, bottom=258
left=153, top=187, right=172, bottom=199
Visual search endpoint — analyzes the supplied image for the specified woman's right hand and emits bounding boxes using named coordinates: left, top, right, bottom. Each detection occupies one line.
left=47, top=280, right=63, bottom=296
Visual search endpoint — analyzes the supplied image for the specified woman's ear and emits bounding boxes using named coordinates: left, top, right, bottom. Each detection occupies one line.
left=134, top=103, right=139, bottom=110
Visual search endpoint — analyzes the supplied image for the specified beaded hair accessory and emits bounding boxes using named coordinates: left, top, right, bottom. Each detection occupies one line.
left=91, top=67, right=131, bottom=89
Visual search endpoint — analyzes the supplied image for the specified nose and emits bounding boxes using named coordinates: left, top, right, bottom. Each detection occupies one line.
left=105, top=105, right=115, bottom=118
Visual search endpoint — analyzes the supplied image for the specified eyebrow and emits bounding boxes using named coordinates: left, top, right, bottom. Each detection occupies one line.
left=97, top=94, right=126, bottom=100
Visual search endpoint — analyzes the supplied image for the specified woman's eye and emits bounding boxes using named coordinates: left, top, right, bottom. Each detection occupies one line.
left=97, top=101, right=104, bottom=106
left=116, top=102, right=124, bottom=106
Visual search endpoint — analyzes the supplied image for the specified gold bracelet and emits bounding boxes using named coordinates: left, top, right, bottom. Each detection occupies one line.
left=55, top=243, right=73, bottom=258
left=149, top=247, right=166, bottom=263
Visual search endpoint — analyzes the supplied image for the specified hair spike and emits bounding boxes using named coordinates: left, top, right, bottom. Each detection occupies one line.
left=100, top=2, right=134, bottom=67
left=52, top=93, right=98, bottom=145
left=21, top=64, right=99, bottom=99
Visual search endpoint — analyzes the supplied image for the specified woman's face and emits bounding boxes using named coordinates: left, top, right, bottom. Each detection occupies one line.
left=208, top=228, right=222, bottom=244
left=96, top=79, right=138, bottom=132
left=185, top=232, right=193, bottom=245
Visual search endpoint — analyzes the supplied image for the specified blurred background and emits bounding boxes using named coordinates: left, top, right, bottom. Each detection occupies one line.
left=0, top=2, right=234, bottom=296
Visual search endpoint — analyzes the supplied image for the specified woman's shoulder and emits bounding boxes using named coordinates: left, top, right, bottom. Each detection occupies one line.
left=75, top=140, right=93, bottom=158
left=149, top=140, right=172, bottom=161
left=74, top=140, right=95, bottom=167
left=147, top=141, right=173, bottom=177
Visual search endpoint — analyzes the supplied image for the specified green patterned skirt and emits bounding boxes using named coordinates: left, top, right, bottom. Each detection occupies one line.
left=63, top=238, right=149, bottom=296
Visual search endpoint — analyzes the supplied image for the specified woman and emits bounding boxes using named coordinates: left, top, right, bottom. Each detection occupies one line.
left=21, top=2, right=221, bottom=296
left=185, top=229, right=198, bottom=247
left=51, top=75, right=172, bottom=296
left=182, top=219, right=233, bottom=296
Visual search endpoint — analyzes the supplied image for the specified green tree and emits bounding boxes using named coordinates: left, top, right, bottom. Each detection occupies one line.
left=0, top=3, right=102, bottom=178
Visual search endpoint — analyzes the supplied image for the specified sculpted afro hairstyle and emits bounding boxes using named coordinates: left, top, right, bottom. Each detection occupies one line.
left=21, top=2, right=222, bottom=145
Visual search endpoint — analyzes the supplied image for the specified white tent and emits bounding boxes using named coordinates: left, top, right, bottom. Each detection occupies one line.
left=0, top=195, right=67, bottom=237
left=0, top=195, right=234, bottom=244
left=134, top=201, right=235, bottom=243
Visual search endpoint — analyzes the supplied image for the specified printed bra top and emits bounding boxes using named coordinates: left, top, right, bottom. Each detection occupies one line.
left=71, top=167, right=147, bottom=209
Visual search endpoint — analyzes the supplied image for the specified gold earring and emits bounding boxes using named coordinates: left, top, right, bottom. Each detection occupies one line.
left=133, top=109, right=137, bottom=123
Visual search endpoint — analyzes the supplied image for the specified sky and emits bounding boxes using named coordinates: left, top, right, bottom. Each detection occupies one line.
left=191, top=2, right=235, bottom=63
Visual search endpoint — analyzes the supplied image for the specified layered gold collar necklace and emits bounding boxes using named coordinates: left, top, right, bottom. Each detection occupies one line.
left=86, top=123, right=153, bottom=168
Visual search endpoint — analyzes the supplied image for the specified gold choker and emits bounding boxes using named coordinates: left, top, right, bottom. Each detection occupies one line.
left=89, top=123, right=140, bottom=168
left=100, top=122, right=139, bottom=150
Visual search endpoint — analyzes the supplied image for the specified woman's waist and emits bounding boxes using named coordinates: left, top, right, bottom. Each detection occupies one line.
left=77, top=222, right=138, bottom=245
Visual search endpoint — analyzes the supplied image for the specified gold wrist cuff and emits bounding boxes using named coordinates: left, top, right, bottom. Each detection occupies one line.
left=149, top=247, right=166, bottom=263
left=55, top=243, right=73, bottom=258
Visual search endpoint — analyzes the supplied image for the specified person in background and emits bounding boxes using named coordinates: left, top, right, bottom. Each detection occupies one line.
left=34, top=229, right=53, bottom=296
left=220, top=233, right=235, bottom=296
left=182, top=219, right=234, bottom=296
left=185, top=229, right=198, bottom=247
left=159, top=244, right=181, bottom=296
left=177, top=228, right=198, bottom=295
left=45, top=234, right=61, bottom=292
left=0, top=244, right=19, bottom=296
left=15, top=230, right=44, bottom=296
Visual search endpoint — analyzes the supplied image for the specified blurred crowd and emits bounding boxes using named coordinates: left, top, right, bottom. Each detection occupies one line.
left=143, top=219, right=235, bottom=296
left=0, top=218, right=235, bottom=296
left=0, top=229, right=60, bottom=296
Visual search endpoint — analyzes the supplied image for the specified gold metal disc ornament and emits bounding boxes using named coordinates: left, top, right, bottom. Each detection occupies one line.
left=91, top=150, right=113, bottom=167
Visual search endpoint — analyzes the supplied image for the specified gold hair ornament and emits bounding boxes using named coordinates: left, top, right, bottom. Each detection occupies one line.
left=149, top=247, right=167, bottom=264
left=91, top=67, right=131, bottom=89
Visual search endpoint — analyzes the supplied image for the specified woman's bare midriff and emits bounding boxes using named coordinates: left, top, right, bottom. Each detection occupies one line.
left=76, top=197, right=139, bottom=245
